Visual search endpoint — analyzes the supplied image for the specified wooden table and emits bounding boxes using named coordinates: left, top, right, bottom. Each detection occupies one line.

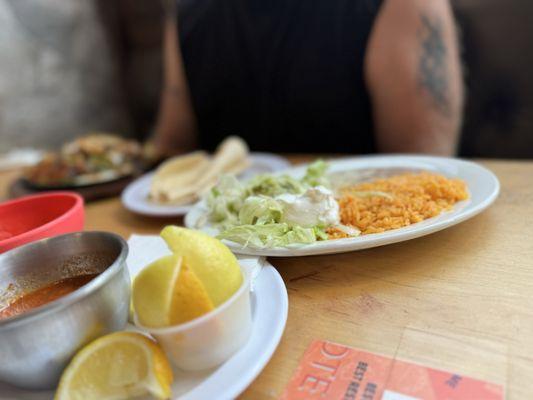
left=1, top=159, right=532, bottom=399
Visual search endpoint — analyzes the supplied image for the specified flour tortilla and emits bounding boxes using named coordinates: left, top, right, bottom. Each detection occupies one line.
left=149, top=151, right=210, bottom=204
left=194, top=136, right=249, bottom=190
left=148, top=137, right=250, bottom=205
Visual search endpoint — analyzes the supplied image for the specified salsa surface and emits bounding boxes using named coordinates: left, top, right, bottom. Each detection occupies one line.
left=0, top=274, right=98, bottom=320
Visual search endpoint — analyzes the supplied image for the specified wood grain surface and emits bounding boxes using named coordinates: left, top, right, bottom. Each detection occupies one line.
left=1, top=158, right=532, bottom=399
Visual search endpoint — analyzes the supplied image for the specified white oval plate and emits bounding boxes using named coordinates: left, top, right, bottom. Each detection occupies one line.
left=185, top=155, right=500, bottom=257
left=122, top=153, right=291, bottom=217
left=0, top=245, right=288, bottom=400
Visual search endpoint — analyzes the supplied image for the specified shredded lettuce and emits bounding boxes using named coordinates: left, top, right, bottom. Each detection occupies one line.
left=205, top=160, right=333, bottom=248
left=246, top=174, right=306, bottom=197
left=217, top=223, right=326, bottom=248
left=205, top=175, right=247, bottom=226
left=302, top=159, right=329, bottom=187
left=238, top=196, right=283, bottom=225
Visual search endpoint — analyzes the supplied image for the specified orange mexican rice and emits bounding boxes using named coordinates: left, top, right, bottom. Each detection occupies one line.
left=330, top=172, right=468, bottom=237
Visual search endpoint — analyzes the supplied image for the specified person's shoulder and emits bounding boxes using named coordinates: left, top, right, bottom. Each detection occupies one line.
left=374, top=0, right=454, bottom=31
left=365, top=0, right=456, bottom=74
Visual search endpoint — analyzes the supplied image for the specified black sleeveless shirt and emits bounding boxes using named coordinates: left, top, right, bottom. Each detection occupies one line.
left=178, top=0, right=383, bottom=153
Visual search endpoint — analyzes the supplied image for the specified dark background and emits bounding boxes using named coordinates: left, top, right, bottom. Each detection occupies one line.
left=108, top=0, right=533, bottom=158
left=107, top=0, right=533, bottom=158
left=2, top=0, right=532, bottom=158
left=454, top=0, right=533, bottom=158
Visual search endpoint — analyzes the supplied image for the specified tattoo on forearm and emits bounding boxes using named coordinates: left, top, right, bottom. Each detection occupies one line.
left=418, top=14, right=450, bottom=116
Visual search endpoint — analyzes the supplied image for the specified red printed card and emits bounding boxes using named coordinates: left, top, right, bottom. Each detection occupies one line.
left=280, top=340, right=504, bottom=400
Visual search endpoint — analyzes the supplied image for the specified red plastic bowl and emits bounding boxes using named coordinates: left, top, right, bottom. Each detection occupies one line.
left=0, top=192, right=84, bottom=253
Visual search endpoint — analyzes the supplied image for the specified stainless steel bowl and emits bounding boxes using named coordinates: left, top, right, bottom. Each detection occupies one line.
left=0, top=231, right=130, bottom=389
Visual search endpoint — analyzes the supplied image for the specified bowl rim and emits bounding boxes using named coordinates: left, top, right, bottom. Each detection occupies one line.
left=0, top=231, right=128, bottom=329
left=134, top=265, right=250, bottom=335
left=0, top=191, right=84, bottom=249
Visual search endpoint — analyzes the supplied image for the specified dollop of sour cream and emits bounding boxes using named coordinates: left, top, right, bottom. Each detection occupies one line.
left=276, top=186, right=340, bottom=228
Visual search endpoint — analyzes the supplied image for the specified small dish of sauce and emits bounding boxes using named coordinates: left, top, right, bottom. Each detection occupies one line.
left=0, top=274, right=98, bottom=320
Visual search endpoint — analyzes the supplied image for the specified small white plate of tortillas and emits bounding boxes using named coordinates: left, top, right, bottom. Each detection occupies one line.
left=122, top=141, right=290, bottom=217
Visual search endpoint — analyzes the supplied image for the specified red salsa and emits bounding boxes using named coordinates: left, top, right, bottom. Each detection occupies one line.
left=0, top=274, right=98, bottom=320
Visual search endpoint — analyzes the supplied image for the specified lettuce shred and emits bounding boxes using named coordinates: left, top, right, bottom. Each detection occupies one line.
left=205, top=160, right=331, bottom=248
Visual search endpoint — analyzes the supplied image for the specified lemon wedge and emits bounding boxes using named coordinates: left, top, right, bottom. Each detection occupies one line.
left=161, top=226, right=243, bottom=306
left=169, top=260, right=215, bottom=324
left=55, top=332, right=173, bottom=400
left=133, top=254, right=214, bottom=327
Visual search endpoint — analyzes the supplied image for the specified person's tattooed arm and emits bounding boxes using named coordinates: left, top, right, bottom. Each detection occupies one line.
left=418, top=14, right=452, bottom=117
left=365, top=0, right=464, bottom=155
